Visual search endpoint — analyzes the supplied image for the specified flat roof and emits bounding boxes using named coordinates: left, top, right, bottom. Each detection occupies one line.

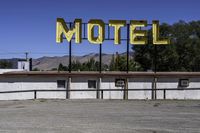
left=1, top=71, right=200, bottom=78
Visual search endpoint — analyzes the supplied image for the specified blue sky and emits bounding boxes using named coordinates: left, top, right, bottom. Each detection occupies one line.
left=0, top=0, right=200, bottom=58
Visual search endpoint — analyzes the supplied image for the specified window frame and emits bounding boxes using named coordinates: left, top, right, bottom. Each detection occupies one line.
left=57, top=80, right=66, bottom=88
left=88, top=80, right=97, bottom=89
left=179, top=79, right=189, bottom=87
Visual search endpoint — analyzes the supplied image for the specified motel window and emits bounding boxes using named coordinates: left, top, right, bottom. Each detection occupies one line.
left=88, top=80, right=96, bottom=88
left=57, top=80, right=66, bottom=88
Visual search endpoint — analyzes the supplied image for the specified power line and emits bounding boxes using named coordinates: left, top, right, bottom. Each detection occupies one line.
left=0, top=52, right=67, bottom=55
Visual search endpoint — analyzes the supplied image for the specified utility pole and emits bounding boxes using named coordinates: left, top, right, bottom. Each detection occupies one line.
left=25, top=52, right=28, bottom=60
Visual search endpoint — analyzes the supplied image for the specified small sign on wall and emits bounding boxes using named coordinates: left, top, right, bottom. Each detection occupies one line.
left=179, top=79, right=189, bottom=87
left=115, top=79, right=125, bottom=87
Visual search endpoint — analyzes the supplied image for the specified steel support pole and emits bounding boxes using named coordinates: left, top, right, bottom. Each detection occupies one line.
left=124, top=78, right=128, bottom=100
left=66, top=79, right=69, bottom=99
left=97, top=77, right=101, bottom=99
left=97, top=43, right=102, bottom=99
left=154, top=45, right=157, bottom=73
left=99, top=43, right=102, bottom=73
left=163, top=89, right=166, bottom=99
left=69, top=22, right=72, bottom=73
left=67, top=77, right=71, bottom=99
left=101, top=90, right=103, bottom=99
left=153, top=45, right=157, bottom=99
left=34, top=90, right=37, bottom=99
left=126, top=24, right=130, bottom=73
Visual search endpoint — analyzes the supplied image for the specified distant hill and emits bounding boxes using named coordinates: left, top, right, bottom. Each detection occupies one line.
left=32, top=52, right=133, bottom=70
left=0, top=52, right=133, bottom=70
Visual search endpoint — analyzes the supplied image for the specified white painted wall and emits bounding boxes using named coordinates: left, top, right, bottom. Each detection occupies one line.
left=0, top=69, right=25, bottom=74
left=18, top=61, right=30, bottom=71
left=70, top=77, right=97, bottom=99
left=0, top=75, right=200, bottom=100
left=157, top=78, right=200, bottom=99
left=128, top=78, right=153, bottom=99
left=101, top=77, right=123, bottom=99
left=0, top=76, right=67, bottom=100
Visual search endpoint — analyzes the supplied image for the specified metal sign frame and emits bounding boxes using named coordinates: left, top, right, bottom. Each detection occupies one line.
left=63, top=21, right=156, bottom=74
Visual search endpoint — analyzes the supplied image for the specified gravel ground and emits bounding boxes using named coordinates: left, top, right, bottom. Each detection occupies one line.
left=0, top=100, right=199, bottom=133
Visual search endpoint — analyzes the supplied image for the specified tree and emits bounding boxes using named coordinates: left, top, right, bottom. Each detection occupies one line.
left=71, top=60, right=82, bottom=71
left=109, top=54, right=142, bottom=71
left=133, top=20, right=200, bottom=72
left=58, top=63, right=68, bottom=71
left=109, top=54, right=115, bottom=71
left=32, top=68, right=40, bottom=71
left=0, top=60, right=12, bottom=69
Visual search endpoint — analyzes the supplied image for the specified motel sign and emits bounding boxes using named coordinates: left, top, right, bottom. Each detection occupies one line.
left=56, top=18, right=170, bottom=45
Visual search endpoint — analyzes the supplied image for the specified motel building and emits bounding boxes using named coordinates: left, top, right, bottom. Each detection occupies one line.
left=0, top=59, right=200, bottom=100
left=2, top=19, right=199, bottom=100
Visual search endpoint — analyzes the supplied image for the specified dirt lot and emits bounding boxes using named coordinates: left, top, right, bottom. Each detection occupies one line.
left=0, top=100, right=199, bottom=133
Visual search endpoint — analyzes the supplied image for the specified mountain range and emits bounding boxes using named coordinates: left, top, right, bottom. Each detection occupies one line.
left=33, top=52, right=134, bottom=70
left=0, top=52, right=133, bottom=70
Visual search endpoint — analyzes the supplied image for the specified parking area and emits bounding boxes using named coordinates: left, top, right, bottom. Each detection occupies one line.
left=0, top=99, right=199, bottom=133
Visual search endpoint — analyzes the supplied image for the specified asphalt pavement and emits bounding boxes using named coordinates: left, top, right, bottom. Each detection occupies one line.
left=0, top=99, right=199, bottom=133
